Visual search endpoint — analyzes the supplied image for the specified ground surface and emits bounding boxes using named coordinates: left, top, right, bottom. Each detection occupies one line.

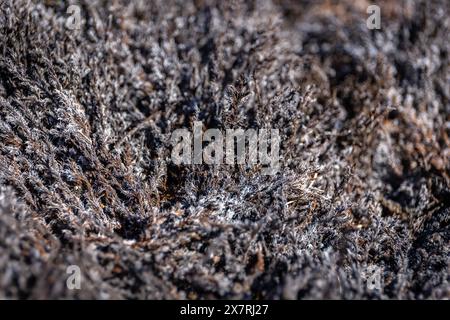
left=0, top=0, right=449, bottom=299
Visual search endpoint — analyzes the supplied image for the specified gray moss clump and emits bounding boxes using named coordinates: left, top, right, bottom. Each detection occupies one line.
left=0, top=0, right=448, bottom=299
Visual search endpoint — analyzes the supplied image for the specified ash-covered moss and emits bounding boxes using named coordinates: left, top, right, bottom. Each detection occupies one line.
left=0, top=0, right=448, bottom=299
